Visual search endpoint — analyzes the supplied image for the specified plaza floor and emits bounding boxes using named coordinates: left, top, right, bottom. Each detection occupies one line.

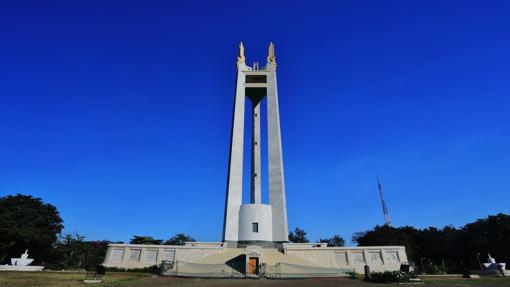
left=121, top=276, right=510, bottom=287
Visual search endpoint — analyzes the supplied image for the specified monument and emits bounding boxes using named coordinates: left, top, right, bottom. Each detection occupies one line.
left=223, top=42, right=288, bottom=247
left=0, top=250, right=44, bottom=271
left=473, top=254, right=510, bottom=276
left=103, top=43, right=408, bottom=278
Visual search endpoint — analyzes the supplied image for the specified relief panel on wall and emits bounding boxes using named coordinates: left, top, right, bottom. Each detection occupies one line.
left=161, top=249, right=176, bottom=263
left=128, top=249, right=141, bottom=262
left=385, top=251, right=400, bottom=264
left=369, top=251, right=383, bottom=264
left=351, top=252, right=365, bottom=264
left=334, top=252, right=348, bottom=266
left=111, top=249, right=124, bottom=263
left=145, top=249, right=158, bottom=263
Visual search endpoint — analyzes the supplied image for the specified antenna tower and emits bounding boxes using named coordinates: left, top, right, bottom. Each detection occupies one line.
left=377, top=176, right=391, bottom=226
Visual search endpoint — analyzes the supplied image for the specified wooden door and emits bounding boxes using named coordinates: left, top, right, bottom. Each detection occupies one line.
left=247, top=257, right=259, bottom=274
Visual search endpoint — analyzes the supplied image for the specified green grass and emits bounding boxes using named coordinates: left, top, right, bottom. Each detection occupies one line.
left=0, top=271, right=148, bottom=287
left=420, top=276, right=510, bottom=286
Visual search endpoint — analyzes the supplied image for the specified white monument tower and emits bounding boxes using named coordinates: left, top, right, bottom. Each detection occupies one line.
left=222, top=42, right=289, bottom=247
left=102, top=43, right=408, bottom=276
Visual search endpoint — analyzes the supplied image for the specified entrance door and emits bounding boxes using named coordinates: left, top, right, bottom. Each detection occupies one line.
left=247, top=257, right=259, bottom=275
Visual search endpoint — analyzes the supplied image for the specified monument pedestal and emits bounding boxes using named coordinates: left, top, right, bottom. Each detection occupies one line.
left=0, top=265, right=44, bottom=271
left=0, top=250, right=44, bottom=272
left=103, top=242, right=407, bottom=277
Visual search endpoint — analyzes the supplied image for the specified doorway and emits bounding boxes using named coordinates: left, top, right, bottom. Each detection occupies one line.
left=247, top=257, right=259, bottom=275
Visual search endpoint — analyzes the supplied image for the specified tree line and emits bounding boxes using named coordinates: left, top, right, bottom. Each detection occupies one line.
left=1, top=194, right=509, bottom=273
left=352, top=213, right=510, bottom=273
left=288, top=227, right=345, bottom=247
left=0, top=194, right=196, bottom=270
left=128, top=234, right=195, bottom=245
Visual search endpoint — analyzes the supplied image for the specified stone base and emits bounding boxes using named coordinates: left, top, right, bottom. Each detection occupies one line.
left=237, top=241, right=285, bottom=250
left=282, top=244, right=407, bottom=273
left=0, top=265, right=44, bottom=272
left=471, top=269, right=510, bottom=276
left=103, top=243, right=408, bottom=277
left=83, top=279, right=103, bottom=284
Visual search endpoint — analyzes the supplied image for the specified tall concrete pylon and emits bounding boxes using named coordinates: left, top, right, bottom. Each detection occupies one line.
left=222, top=42, right=289, bottom=247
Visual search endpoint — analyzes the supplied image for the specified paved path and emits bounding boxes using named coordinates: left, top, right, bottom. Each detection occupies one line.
left=120, top=276, right=510, bottom=287
left=122, top=277, right=388, bottom=287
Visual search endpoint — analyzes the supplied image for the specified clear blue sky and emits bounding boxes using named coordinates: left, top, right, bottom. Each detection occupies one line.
left=1, top=1, right=509, bottom=245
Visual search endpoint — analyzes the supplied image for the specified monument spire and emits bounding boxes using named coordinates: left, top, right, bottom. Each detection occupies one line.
left=223, top=42, right=288, bottom=245
left=267, top=42, right=276, bottom=68
left=237, top=41, right=245, bottom=68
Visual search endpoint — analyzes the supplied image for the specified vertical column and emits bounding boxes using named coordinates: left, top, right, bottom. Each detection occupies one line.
left=139, top=248, right=146, bottom=264
left=266, top=70, right=289, bottom=242
left=222, top=68, right=247, bottom=243
left=363, top=249, right=370, bottom=266
left=251, top=99, right=262, bottom=204
left=156, top=247, right=163, bottom=265
left=121, top=246, right=128, bottom=264
left=104, top=247, right=112, bottom=264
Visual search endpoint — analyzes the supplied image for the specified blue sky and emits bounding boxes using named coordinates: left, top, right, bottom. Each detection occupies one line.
left=1, top=1, right=509, bottom=245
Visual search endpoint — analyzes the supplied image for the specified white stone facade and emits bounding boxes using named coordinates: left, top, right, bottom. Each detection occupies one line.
left=103, top=243, right=408, bottom=275
left=239, top=204, right=273, bottom=241
left=283, top=244, right=407, bottom=273
left=223, top=43, right=288, bottom=244
left=103, top=243, right=224, bottom=270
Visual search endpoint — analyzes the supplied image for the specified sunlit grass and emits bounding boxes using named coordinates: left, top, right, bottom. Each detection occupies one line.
left=0, top=271, right=148, bottom=287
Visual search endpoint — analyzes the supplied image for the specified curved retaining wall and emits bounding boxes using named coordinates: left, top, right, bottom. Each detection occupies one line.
left=238, top=204, right=272, bottom=241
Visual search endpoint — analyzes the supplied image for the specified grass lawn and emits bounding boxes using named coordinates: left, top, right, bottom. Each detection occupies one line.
left=2, top=272, right=510, bottom=286
left=420, top=276, right=510, bottom=286
left=0, top=271, right=149, bottom=287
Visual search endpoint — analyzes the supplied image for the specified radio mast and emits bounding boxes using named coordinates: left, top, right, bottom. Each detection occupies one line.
left=377, top=176, right=391, bottom=226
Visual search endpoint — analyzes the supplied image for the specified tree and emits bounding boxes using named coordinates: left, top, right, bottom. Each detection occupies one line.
left=164, top=233, right=195, bottom=245
left=319, top=235, right=345, bottom=247
left=129, top=235, right=163, bottom=245
left=463, top=213, right=510, bottom=267
left=0, top=194, right=63, bottom=264
left=353, top=225, right=419, bottom=260
left=352, top=223, right=468, bottom=273
left=288, top=227, right=309, bottom=243
left=49, top=234, right=109, bottom=270
left=351, top=232, right=366, bottom=244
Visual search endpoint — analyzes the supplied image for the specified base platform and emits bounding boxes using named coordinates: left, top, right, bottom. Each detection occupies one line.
left=0, top=265, right=44, bottom=272
left=103, top=242, right=407, bottom=278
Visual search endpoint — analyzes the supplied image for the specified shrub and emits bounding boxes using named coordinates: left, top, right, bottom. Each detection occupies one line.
left=425, top=262, right=448, bottom=274
left=105, top=265, right=160, bottom=274
left=345, top=271, right=357, bottom=279
left=369, top=271, right=409, bottom=283
left=95, top=265, right=106, bottom=275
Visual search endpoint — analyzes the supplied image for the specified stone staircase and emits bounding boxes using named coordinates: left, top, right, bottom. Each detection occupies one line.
left=194, top=248, right=245, bottom=264
left=176, top=247, right=349, bottom=278
left=194, top=247, right=319, bottom=267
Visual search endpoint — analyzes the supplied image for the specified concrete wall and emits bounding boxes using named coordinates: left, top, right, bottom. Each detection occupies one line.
left=104, top=243, right=407, bottom=275
left=103, top=243, right=224, bottom=270
left=284, top=245, right=408, bottom=273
